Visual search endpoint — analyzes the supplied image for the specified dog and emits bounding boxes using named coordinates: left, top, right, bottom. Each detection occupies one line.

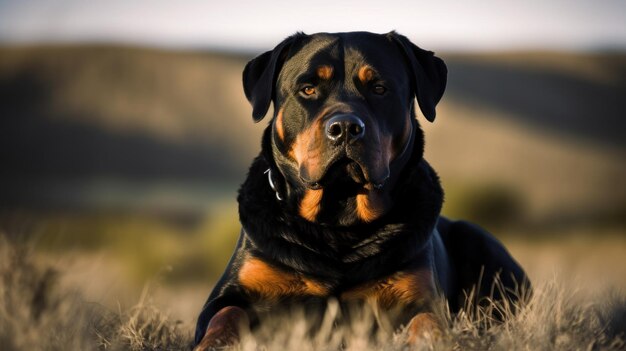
left=194, top=31, right=529, bottom=349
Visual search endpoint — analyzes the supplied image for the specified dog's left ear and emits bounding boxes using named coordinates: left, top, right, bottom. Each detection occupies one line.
left=388, top=32, right=447, bottom=122
left=243, top=33, right=304, bottom=122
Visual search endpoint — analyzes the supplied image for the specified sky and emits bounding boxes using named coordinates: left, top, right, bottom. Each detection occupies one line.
left=0, top=0, right=625, bottom=52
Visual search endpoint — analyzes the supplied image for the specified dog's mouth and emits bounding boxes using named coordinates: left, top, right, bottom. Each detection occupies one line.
left=300, top=155, right=389, bottom=191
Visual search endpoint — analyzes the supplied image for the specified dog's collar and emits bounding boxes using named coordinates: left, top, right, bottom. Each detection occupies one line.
left=264, top=168, right=283, bottom=201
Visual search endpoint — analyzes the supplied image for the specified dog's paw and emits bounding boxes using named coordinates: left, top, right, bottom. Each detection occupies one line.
left=405, top=312, right=442, bottom=345
left=194, top=306, right=249, bottom=351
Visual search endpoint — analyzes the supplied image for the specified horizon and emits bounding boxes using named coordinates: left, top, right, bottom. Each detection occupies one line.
left=1, top=38, right=624, bottom=56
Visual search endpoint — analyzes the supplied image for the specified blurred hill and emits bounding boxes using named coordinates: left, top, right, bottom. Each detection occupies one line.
left=0, top=45, right=624, bottom=229
left=0, top=46, right=258, bottom=212
left=0, top=46, right=258, bottom=180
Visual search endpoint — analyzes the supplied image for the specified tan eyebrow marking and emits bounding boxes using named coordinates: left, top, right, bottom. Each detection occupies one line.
left=358, top=65, right=375, bottom=84
left=316, top=65, right=334, bottom=80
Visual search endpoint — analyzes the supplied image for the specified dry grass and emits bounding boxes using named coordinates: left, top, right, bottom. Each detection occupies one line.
left=95, top=283, right=191, bottom=351
left=225, top=280, right=625, bottom=351
left=1, top=231, right=624, bottom=351
left=0, top=233, right=192, bottom=351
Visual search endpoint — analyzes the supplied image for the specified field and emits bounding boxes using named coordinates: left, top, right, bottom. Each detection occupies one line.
left=0, top=45, right=624, bottom=349
left=1, top=229, right=625, bottom=350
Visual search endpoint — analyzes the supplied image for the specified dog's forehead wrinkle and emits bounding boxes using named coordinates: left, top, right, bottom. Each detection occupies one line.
left=343, top=48, right=368, bottom=74
left=287, top=37, right=341, bottom=68
left=343, top=43, right=408, bottom=82
left=279, top=34, right=405, bottom=92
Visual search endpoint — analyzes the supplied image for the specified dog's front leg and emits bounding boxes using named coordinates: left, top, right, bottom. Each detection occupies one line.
left=194, top=306, right=250, bottom=351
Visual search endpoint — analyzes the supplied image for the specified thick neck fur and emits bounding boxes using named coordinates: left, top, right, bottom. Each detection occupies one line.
left=237, top=126, right=443, bottom=289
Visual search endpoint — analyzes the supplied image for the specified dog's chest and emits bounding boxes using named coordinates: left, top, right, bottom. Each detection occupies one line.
left=237, top=256, right=434, bottom=310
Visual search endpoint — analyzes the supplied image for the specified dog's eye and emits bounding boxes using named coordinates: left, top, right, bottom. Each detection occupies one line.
left=301, top=85, right=316, bottom=96
left=372, top=84, right=387, bottom=95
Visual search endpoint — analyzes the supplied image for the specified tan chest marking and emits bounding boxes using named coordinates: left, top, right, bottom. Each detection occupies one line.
left=238, top=257, right=328, bottom=300
left=341, top=269, right=434, bottom=309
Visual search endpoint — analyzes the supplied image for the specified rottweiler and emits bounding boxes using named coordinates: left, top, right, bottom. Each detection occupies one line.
left=194, top=31, right=530, bottom=349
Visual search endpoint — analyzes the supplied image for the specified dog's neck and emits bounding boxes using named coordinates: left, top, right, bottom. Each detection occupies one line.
left=237, top=128, right=443, bottom=283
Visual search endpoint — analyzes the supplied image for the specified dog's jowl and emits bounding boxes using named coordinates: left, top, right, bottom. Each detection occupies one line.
left=194, top=31, right=530, bottom=349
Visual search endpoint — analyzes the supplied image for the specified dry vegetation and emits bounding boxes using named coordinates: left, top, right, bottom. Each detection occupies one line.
left=1, top=229, right=624, bottom=351
left=0, top=232, right=192, bottom=350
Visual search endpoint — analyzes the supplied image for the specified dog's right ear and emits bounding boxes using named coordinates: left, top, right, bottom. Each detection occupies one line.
left=387, top=32, right=447, bottom=123
left=243, top=34, right=303, bottom=122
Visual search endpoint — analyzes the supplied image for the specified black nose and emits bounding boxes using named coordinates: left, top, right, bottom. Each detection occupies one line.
left=325, top=114, right=365, bottom=143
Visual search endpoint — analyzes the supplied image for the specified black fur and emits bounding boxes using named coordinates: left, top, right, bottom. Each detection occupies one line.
left=194, top=31, right=529, bottom=346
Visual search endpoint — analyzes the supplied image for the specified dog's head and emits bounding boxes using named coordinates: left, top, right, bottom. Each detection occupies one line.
left=243, top=31, right=447, bottom=226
